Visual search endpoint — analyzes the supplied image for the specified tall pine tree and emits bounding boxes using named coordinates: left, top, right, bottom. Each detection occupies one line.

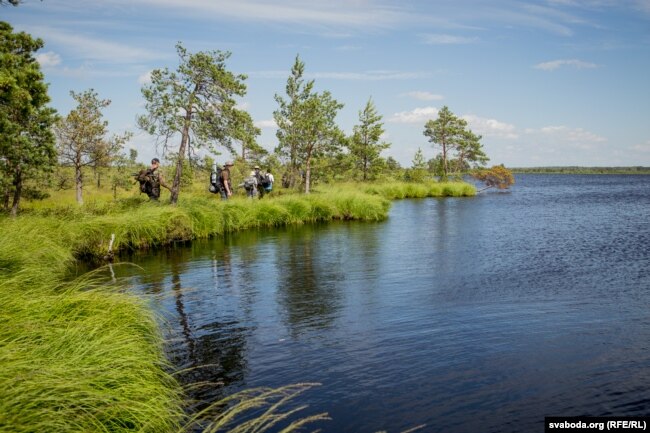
left=348, top=98, right=390, bottom=181
left=0, top=22, right=57, bottom=216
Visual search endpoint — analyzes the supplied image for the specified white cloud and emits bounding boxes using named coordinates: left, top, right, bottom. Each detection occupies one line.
left=255, top=119, right=277, bottom=129
left=29, top=26, right=164, bottom=64
left=402, top=91, right=444, bottom=101
left=462, top=114, right=518, bottom=139
left=523, top=125, right=607, bottom=151
left=388, top=106, right=438, bottom=124
left=539, top=126, right=606, bottom=142
left=35, top=51, right=62, bottom=67
left=630, top=140, right=650, bottom=153
left=137, top=71, right=152, bottom=84
left=131, top=0, right=421, bottom=30
left=534, top=59, right=598, bottom=71
left=422, top=33, right=479, bottom=44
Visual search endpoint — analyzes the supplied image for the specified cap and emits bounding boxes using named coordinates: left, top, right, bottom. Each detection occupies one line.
left=254, top=165, right=260, bottom=169
left=225, top=160, right=234, bottom=166
left=151, top=158, right=160, bottom=164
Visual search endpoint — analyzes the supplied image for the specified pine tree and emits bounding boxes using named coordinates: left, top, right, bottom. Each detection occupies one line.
left=0, top=22, right=58, bottom=216
left=138, top=43, right=256, bottom=203
left=348, top=98, right=390, bottom=181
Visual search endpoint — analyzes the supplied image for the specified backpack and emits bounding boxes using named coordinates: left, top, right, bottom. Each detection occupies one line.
left=259, top=173, right=271, bottom=187
left=243, top=176, right=256, bottom=190
left=135, top=169, right=154, bottom=194
left=209, top=166, right=222, bottom=194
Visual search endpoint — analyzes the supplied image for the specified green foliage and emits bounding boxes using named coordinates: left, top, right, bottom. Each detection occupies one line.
left=406, top=147, right=428, bottom=182
left=0, top=22, right=58, bottom=216
left=0, top=220, right=184, bottom=433
left=54, top=89, right=130, bottom=204
left=348, top=98, right=390, bottom=181
left=273, top=55, right=312, bottom=189
left=423, top=106, right=487, bottom=180
left=138, top=43, right=256, bottom=203
left=359, top=181, right=476, bottom=199
left=273, top=55, right=344, bottom=193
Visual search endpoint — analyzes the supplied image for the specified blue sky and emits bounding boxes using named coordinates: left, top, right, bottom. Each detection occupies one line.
left=5, top=0, right=650, bottom=167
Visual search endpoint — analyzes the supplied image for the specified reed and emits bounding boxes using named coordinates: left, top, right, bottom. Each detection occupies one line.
left=356, top=181, right=476, bottom=199
left=0, top=269, right=185, bottom=432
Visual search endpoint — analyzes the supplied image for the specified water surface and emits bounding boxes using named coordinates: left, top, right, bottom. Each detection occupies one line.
left=116, top=175, right=650, bottom=433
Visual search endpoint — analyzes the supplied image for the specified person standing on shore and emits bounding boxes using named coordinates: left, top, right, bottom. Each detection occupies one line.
left=219, top=161, right=234, bottom=200
left=138, top=157, right=171, bottom=201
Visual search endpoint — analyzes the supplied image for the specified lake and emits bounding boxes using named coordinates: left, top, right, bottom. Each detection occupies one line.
left=116, top=175, right=650, bottom=433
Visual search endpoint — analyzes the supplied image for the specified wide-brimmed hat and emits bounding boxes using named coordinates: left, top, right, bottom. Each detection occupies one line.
left=254, top=165, right=260, bottom=169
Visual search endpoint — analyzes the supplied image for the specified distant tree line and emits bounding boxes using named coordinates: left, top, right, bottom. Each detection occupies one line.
left=511, top=166, right=650, bottom=174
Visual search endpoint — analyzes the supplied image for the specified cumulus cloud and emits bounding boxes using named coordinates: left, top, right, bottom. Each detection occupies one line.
left=402, top=91, right=444, bottom=101
left=422, top=33, right=479, bottom=44
left=388, top=106, right=438, bottom=124
left=534, top=59, right=598, bottom=71
left=35, top=51, right=62, bottom=67
left=462, top=114, right=518, bottom=139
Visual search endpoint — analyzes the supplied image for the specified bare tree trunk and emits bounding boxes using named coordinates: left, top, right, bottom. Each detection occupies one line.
left=171, top=107, right=193, bottom=204
left=304, top=153, right=311, bottom=194
left=363, top=155, right=369, bottom=181
left=442, top=139, right=448, bottom=181
left=75, top=164, right=83, bottom=204
left=10, top=166, right=22, bottom=218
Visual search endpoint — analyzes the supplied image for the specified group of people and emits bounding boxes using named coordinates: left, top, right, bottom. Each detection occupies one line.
left=137, top=158, right=274, bottom=201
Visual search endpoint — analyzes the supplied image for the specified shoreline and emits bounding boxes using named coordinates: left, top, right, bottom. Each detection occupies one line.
left=1, top=182, right=474, bottom=432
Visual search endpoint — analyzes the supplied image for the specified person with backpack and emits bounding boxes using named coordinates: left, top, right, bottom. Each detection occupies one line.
left=242, top=170, right=258, bottom=198
left=254, top=165, right=273, bottom=198
left=136, top=158, right=170, bottom=201
left=218, top=161, right=234, bottom=200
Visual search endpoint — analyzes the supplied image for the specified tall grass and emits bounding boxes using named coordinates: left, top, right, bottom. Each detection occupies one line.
left=355, top=181, right=476, bottom=199
left=10, top=191, right=391, bottom=260
left=1, top=216, right=183, bottom=431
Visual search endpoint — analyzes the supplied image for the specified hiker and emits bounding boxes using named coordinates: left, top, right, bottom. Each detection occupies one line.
left=137, top=157, right=170, bottom=201
left=239, top=170, right=256, bottom=198
left=218, top=161, right=234, bottom=200
left=264, top=170, right=274, bottom=192
left=254, top=165, right=273, bottom=198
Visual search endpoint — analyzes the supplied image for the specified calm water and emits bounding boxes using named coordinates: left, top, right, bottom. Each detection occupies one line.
left=116, top=175, right=650, bottom=433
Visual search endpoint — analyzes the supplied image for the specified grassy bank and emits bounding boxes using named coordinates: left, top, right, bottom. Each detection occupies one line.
left=1, top=181, right=473, bottom=432
left=0, top=226, right=184, bottom=432
left=17, top=181, right=473, bottom=260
